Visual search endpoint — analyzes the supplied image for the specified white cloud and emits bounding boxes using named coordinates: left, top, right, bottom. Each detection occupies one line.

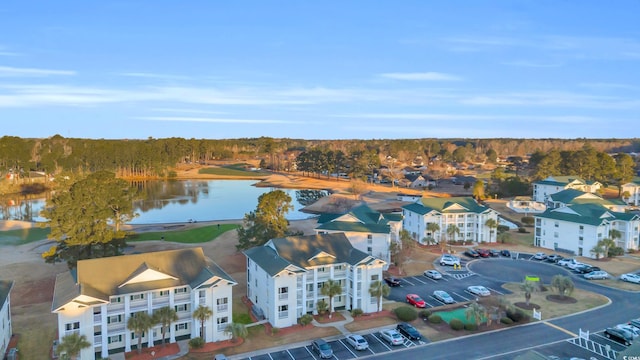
left=501, top=60, right=562, bottom=68
left=137, top=116, right=302, bottom=124
left=116, top=72, right=191, bottom=80
left=0, top=65, right=75, bottom=77
left=380, top=72, right=462, bottom=81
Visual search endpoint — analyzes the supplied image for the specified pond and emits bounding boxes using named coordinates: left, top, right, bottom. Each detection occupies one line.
left=0, top=180, right=329, bottom=224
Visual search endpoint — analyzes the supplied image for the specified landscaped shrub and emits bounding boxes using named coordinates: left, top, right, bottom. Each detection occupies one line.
left=419, top=309, right=432, bottom=318
left=449, top=318, right=464, bottom=331
left=299, top=314, right=313, bottom=326
left=497, top=225, right=510, bottom=234
left=608, top=246, right=624, bottom=257
left=428, top=314, right=442, bottom=324
left=506, top=308, right=530, bottom=323
left=188, top=337, right=204, bottom=349
left=518, top=227, right=528, bottom=233
left=500, top=317, right=514, bottom=325
left=351, top=308, right=364, bottom=317
left=464, top=323, right=478, bottom=331
left=394, top=306, right=418, bottom=322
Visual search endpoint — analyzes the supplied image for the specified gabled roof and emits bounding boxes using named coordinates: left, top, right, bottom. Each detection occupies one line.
left=622, top=176, right=640, bottom=186
left=535, top=203, right=636, bottom=226
left=0, top=280, right=14, bottom=309
left=549, top=189, right=626, bottom=207
left=315, top=204, right=395, bottom=234
left=403, top=196, right=493, bottom=215
left=52, top=248, right=235, bottom=311
left=534, top=175, right=586, bottom=187
left=244, top=233, right=381, bottom=276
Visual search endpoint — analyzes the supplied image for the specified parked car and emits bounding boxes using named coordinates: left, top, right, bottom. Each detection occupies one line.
left=467, top=285, right=491, bottom=297
left=604, top=327, right=634, bottom=346
left=476, top=249, right=491, bottom=258
left=489, top=249, right=501, bottom=257
left=464, top=249, right=480, bottom=258
left=621, top=273, right=640, bottom=284
left=440, top=254, right=461, bottom=266
left=433, top=290, right=455, bottom=304
left=558, top=258, right=582, bottom=269
left=380, top=329, right=404, bottom=346
left=545, top=254, right=564, bottom=263
left=574, top=264, right=599, bottom=274
left=500, top=249, right=511, bottom=257
left=533, top=252, right=547, bottom=260
left=214, top=355, right=228, bottom=360
left=424, top=269, right=443, bottom=280
left=345, top=334, right=369, bottom=350
left=584, top=270, right=609, bottom=280
left=311, top=339, right=334, bottom=359
left=384, top=277, right=401, bottom=287
left=616, top=324, right=640, bottom=339
left=406, top=294, right=426, bottom=308
left=628, top=318, right=640, bottom=330
left=397, top=322, right=422, bottom=340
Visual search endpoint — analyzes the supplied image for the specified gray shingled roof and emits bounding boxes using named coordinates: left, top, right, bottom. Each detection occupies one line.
left=0, top=280, right=14, bottom=310
left=52, top=247, right=235, bottom=311
left=244, top=233, right=378, bottom=276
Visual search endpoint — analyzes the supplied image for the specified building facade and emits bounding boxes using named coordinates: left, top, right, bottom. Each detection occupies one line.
left=402, top=197, right=500, bottom=244
left=0, top=280, right=14, bottom=358
left=52, top=248, right=236, bottom=360
left=244, top=234, right=386, bottom=328
left=315, top=204, right=402, bottom=268
left=621, top=177, right=640, bottom=206
left=534, top=204, right=640, bottom=257
left=532, top=176, right=602, bottom=203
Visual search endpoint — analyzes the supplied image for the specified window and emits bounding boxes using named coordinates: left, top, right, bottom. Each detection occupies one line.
left=318, top=267, right=326, bottom=272
left=108, top=335, right=122, bottom=344
left=159, top=290, right=169, bottom=296
left=367, top=234, right=373, bottom=240
left=131, top=331, right=145, bottom=339
left=554, top=232, right=558, bottom=238
left=174, top=287, right=187, bottom=294
left=367, top=246, right=373, bottom=254
left=175, top=323, right=188, bottom=331
left=107, top=315, right=122, bottom=324
left=130, top=294, right=144, bottom=301
left=278, top=287, right=288, bottom=300
left=175, top=304, right=189, bottom=312
left=306, top=284, right=314, bottom=293
left=217, top=297, right=229, bottom=311
left=278, top=305, right=288, bottom=319
left=554, top=221, right=559, bottom=228
left=110, top=296, right=122, bottom=303
left=65, top=322, right=80, bottom=331
left=217, top=317, right=228, bottom=331
left=371, top=274, right=379, bottom=281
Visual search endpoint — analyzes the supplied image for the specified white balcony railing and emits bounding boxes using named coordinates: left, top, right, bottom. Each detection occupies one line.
left=174, top=292, right=191, bottom=302
left=94, top=335, right=102, bottom=346
left=278, top=293, right=288, bottom=301
left=217, top=323, right=228, bottom=332
left=93, top=313, right=102, bottom=324
left=217, top=304, right=228, bottom=313
left=278, top=311, right=288, bottom=319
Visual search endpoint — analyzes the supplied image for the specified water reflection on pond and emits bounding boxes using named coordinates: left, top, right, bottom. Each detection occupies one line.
left=1, top=180, right=329, bottom=224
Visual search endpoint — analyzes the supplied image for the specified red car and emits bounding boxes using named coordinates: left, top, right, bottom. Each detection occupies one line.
left=406, top=294, right=426, bottom=308
left=476, top=249, right=491, bottom=258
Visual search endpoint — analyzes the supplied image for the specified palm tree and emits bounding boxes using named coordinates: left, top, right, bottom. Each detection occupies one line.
left=426, top=222, right=440, bottom=245
left=598, top=238, right=617, bottom=258
left=520, top=280, right=537, bottom=306
left=497, top=231, right=511, bottom=244
left=320, top=279, right=342, bottom=318
left=590, top=243, right=605, bottom=259
left=551, top=275, right=574, bottom=299
left=153, top=306, right=178, bottom=347
left=465, top=301, right=486, bottom=327
left=127, top=311, right=153, bottom=354
left=193, top=305, right=213, bottom=339
left=609, top=229, right=622, bottom=248
left=224, top=322, right=248, bottom=343
left=446, top=224, right=460, bottom=250
left=485, top=218, right=498, bottom=243
left=368, top=280, right=391, bottom=312
left=57, top=333, right=91, bottom=360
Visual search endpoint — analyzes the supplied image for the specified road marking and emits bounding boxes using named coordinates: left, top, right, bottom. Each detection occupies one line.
left=543, top=321, right=577, bottom=337
left=411, top=276, right=427, bottom=284
left=339, top=339, right=358, bottom=358
left=487, top=287, right=504, bottom=295
left=402, top=278, right=415, bottom=286
left=304, top=345, right=318, bottom=359
left=453, top=291, right=471, bottom=301
left=267, top=352, right=274, bottom=360
left=371, top=332, right=393, bottom=351
left=286, top=349, right=295, bottom=359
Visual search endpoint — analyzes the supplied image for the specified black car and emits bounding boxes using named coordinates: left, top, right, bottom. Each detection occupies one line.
left=545, top=254, right=564, bottom=263
left=465, top=249, right=480, bottom=258
left=384, top=277, right=401, bottom=287
left=574, top=265, right=600, bottom=274
left=396, top=322, right=421, bottom=340
left=489, top=249, right=501, bottom=257
left=604, top=327, right=633, bottom=346
left=500, top=249, right=511, bottom=257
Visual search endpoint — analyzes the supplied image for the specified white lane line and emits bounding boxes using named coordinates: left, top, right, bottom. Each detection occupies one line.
left=488, top=287, right=504, bottom=295
left=339, top=339, right=358, bottom=358
left=411, top=276, right=427, bottom=284
left=402, top=278, right=415, bottom=286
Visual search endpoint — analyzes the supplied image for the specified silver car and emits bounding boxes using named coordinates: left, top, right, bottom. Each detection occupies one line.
left=380, top=329, right=404, bottom=346
left=346, top=334, right=369, bottom=350
left=584, top=270, right=609, bottom=280
left=424, top=269, right=443, bottom=280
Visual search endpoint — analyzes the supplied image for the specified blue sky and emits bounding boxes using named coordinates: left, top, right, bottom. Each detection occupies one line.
left=1, top=1, right=639, bottom=140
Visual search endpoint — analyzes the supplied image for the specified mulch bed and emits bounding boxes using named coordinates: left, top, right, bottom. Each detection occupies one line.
left=314, top=312, right=346, bottom=323
left=353, top=310, right=393, bottom=321
left=514, top=302, right=541, bottom=310
left=124, top=343, right=179, bottom=360
left=546, top=295, right=578, bottom=304
left=190, top=337, right=245, bottom=353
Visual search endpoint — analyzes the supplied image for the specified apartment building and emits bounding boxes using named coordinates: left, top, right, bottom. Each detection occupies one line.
left=0, top=280, right=13, bottom=358
left=532, top=175, right=602, bottom=203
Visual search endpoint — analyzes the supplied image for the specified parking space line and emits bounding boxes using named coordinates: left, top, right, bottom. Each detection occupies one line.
left=453, top=291, right=472, bottom=301
left=411, top=276, right=427, bottom=284
left=402, top=278, right=415, bottom=286
left=286, top=350, right=295, bottom=359
left=305, top=345, right=319, bottom=359
left=370, top=333, right=393, bottom=351
left=339, top=339, right=358, bottom=358
left=543, top=321, right=577, bottom=337
left=268, top=353, right=274, bottom=360
left=487, top=287, right=504, bottom=295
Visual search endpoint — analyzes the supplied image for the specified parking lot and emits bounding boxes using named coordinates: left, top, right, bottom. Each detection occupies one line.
left=238, top=329, right=426, bottom=360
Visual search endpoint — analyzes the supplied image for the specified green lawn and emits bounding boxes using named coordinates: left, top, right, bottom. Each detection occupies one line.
left=0, top=226, right=50, bottom=245
left=198, top=166, right=267, bottom=177
left=125, top=224, right=239, bottom=243
left=436, top=307, right=486, bottom=324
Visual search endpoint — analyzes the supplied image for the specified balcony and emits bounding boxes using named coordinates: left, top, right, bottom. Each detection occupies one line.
left=65, top=329, right=80, bottom=337
left=174, top=292, right=191, bottom=303
left=93, top=313, right=102, bottom=324
left=278, top=293, right=288, bottom=301
left=129, top=300, right=147, bottom=312
left=107, top=303, right=124, bottom=312
left=198, top=297, right=206, bottom=305
left=217, top=304, right=228, bottom=313
left=107, top=323, right=125, bottom=333
left=177, top=311, right=191, bottom=321
left=153, top=296, right=170, bottom=307
left=217, top=323, right=228, bottom=332
left=278, top=311, right=288, bottom=319
left=94, top=335, right=102, bottom=346
left=333, top=270, right=347, bottom=278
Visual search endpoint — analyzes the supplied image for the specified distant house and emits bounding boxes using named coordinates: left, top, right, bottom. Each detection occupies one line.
left=532, top=176, right=602, bottom=203
left=402, top=197, right=500, bottom=244
left=404, top=174, right=437, bottom=189
left=315, top=204, right=402, bottom=268
left=0, top=280, right=14, bottom=358
left=450, top=176, right=477, bottom=186
left=621, top=177, right=640, bottom=206
left=52, top=248, right=236, bottom=360
left=244, top=234, right=386, bottom=328
left=401, top=167, right=422, bottom=176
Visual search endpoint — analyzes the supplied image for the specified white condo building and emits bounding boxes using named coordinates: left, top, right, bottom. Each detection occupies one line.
left=244, top=234, right=386, bottom=328
left=621, top=177, right=640, bottom=206
left=52, top=248, right=236, bottom=360
left=532, top=175, right=602, bottom=203
left=0, top=280, right=14, bottom=358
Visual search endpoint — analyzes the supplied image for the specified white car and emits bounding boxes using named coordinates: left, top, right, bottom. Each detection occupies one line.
left=345, top=334, right=369, bottom=350
left=584, top=270, right=609, bottom=280
left=620, top=273, right=640, bottom=284
left=533, top=252, right=547, bottom=260
left=616, top=324, right=640, bottom=338
left=558, top=258, right=583, bottom=269
left=467, top=285, right=491, bottom=297
left=440, top=254, right=461, bottom=266
left=424, top=270, right=443, bottom=280
left=433, top=290, right=455, bottom=304
left=379, top=329, right=404, bottom=346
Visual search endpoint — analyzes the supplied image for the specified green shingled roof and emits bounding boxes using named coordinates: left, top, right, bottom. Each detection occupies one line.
left=402, top=196, right=492, bottom=215
left=244, top=233, right=377, bottom=276
left=550, top=189, right=626, bottom=206
left=316, top=203, right=399, bottom=233
left=535, top=203, right=637, bottom=226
